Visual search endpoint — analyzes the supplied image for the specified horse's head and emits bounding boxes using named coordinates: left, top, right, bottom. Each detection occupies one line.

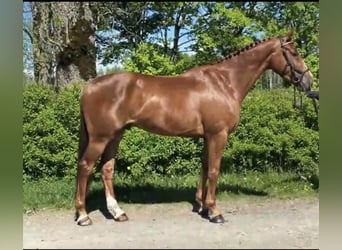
left=270, top=30, right=313, bottom=93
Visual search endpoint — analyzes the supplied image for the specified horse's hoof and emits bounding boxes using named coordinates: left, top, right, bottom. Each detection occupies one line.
left=192, top=202, right=201, bottom=213
left=77, top=216, right=93, bottom=226
left=114, top=213, right=129, bottom=222
left=209, top=214, right=225, bottom=223
left=200, top=208, right=209, bottom=219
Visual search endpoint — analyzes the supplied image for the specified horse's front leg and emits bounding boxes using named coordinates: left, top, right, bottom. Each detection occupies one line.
left=203, top=130, right=228, bottom=223
left=194, top=139, right=208, bottom=214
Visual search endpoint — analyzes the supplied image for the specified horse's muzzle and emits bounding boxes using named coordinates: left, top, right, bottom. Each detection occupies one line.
left=298, top=70, right=313, bottom=93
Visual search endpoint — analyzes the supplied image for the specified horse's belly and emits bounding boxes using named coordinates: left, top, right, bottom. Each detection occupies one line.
left=128, top=93, right=204, bottom=136
left=133, top=112, right=204, bottom=137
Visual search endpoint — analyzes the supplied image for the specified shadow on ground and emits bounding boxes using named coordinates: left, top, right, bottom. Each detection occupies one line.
left=85, top=183, right=268, bottom=217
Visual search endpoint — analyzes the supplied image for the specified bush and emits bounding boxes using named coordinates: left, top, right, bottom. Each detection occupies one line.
left=23, top=83, right=319, bottom=181
left=223, top=89, right=318, bottom=176
left=23, top=84, right=81, bottom=181
left=117, top=128, right=202, bottom=178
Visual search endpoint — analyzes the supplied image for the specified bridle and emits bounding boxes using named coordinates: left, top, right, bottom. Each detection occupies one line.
left=278, top=36, right=310, bottom=92
left=277, top=36, right=312, bottom=109
left=277, top=36, right=318, bottom=118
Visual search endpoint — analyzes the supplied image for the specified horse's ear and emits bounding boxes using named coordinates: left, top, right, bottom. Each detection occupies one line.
left=285, top=29, right=295, bottom=41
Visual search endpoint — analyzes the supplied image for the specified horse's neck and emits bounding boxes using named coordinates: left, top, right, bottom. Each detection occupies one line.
left=218, top=42, right=275, bottom=103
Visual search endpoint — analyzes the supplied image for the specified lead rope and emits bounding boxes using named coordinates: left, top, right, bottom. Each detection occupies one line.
left=300, top=91, right=303, bottom=108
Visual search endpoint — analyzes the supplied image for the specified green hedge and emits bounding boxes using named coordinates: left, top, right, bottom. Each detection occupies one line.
left=23, top=83, right=80, bottom=181
left=23, top=83, right=318, bottom=181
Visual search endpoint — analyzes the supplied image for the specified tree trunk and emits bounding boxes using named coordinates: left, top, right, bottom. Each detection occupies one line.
left=55, top=2, right=96, bottom=89
left=171, top=10, right=184, bottom=63
left=31, top=2, right=55, bottom=85
left=31, top=2, right=96, bottom=89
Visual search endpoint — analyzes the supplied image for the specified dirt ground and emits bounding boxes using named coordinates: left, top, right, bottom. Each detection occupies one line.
left=23, top=197, right=318, bottom=249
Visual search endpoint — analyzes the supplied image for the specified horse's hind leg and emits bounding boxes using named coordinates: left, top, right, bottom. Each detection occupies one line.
left=194, top=140, right=208, bottom=214
left=75, top=137, right=108, bottom=226
left=99, top=131, right=128, bottom=222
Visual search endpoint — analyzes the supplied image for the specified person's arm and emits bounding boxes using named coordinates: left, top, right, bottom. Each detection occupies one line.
left=306, top=91, right=319, bottom=100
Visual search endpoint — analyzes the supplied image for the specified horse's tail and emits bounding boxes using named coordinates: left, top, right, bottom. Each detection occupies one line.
left=77, top=107, right=89, bottom=161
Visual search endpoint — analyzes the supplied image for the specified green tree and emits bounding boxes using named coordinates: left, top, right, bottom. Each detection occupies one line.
left=91, top=2, right=161, bottom=65
left=25, top=2, right=319, bottom=88
left=191, top=2, right=263, bottom=65
left=151, top=2, right=199, bottom=62
left=124, top=42, right=196, bottom=76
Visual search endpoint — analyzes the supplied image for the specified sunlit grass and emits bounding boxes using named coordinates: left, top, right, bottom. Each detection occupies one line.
left=23, top=171, right=318, bottom=213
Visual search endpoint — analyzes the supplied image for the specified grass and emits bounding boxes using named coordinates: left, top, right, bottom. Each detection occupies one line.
left=23, top=171, right=318, bottom=213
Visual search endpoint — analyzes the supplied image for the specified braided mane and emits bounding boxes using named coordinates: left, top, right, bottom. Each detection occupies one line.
left=216, top=37, right=273, bottom=63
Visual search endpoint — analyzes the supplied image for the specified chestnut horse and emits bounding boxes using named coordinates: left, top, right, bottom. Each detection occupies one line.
left=75, top=30, right=312, bottom=226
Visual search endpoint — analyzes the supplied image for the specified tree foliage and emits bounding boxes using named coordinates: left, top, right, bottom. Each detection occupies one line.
left=91, top=2, right=161, bottom=64
left=124, top=42, right=197, bottom=76
left=24, top=2, right=319, bottom=87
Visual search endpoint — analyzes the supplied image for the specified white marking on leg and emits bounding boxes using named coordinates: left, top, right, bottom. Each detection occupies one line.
left=76, top=214, right=89, bottom=224
left=106, top=196, right=125, bottom=219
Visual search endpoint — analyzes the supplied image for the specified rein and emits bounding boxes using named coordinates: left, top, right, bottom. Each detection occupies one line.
left=292, top=85, right=303, bottom=109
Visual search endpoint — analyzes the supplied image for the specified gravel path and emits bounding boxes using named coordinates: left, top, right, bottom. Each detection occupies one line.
left=23, top=197, right=318, bottom=249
